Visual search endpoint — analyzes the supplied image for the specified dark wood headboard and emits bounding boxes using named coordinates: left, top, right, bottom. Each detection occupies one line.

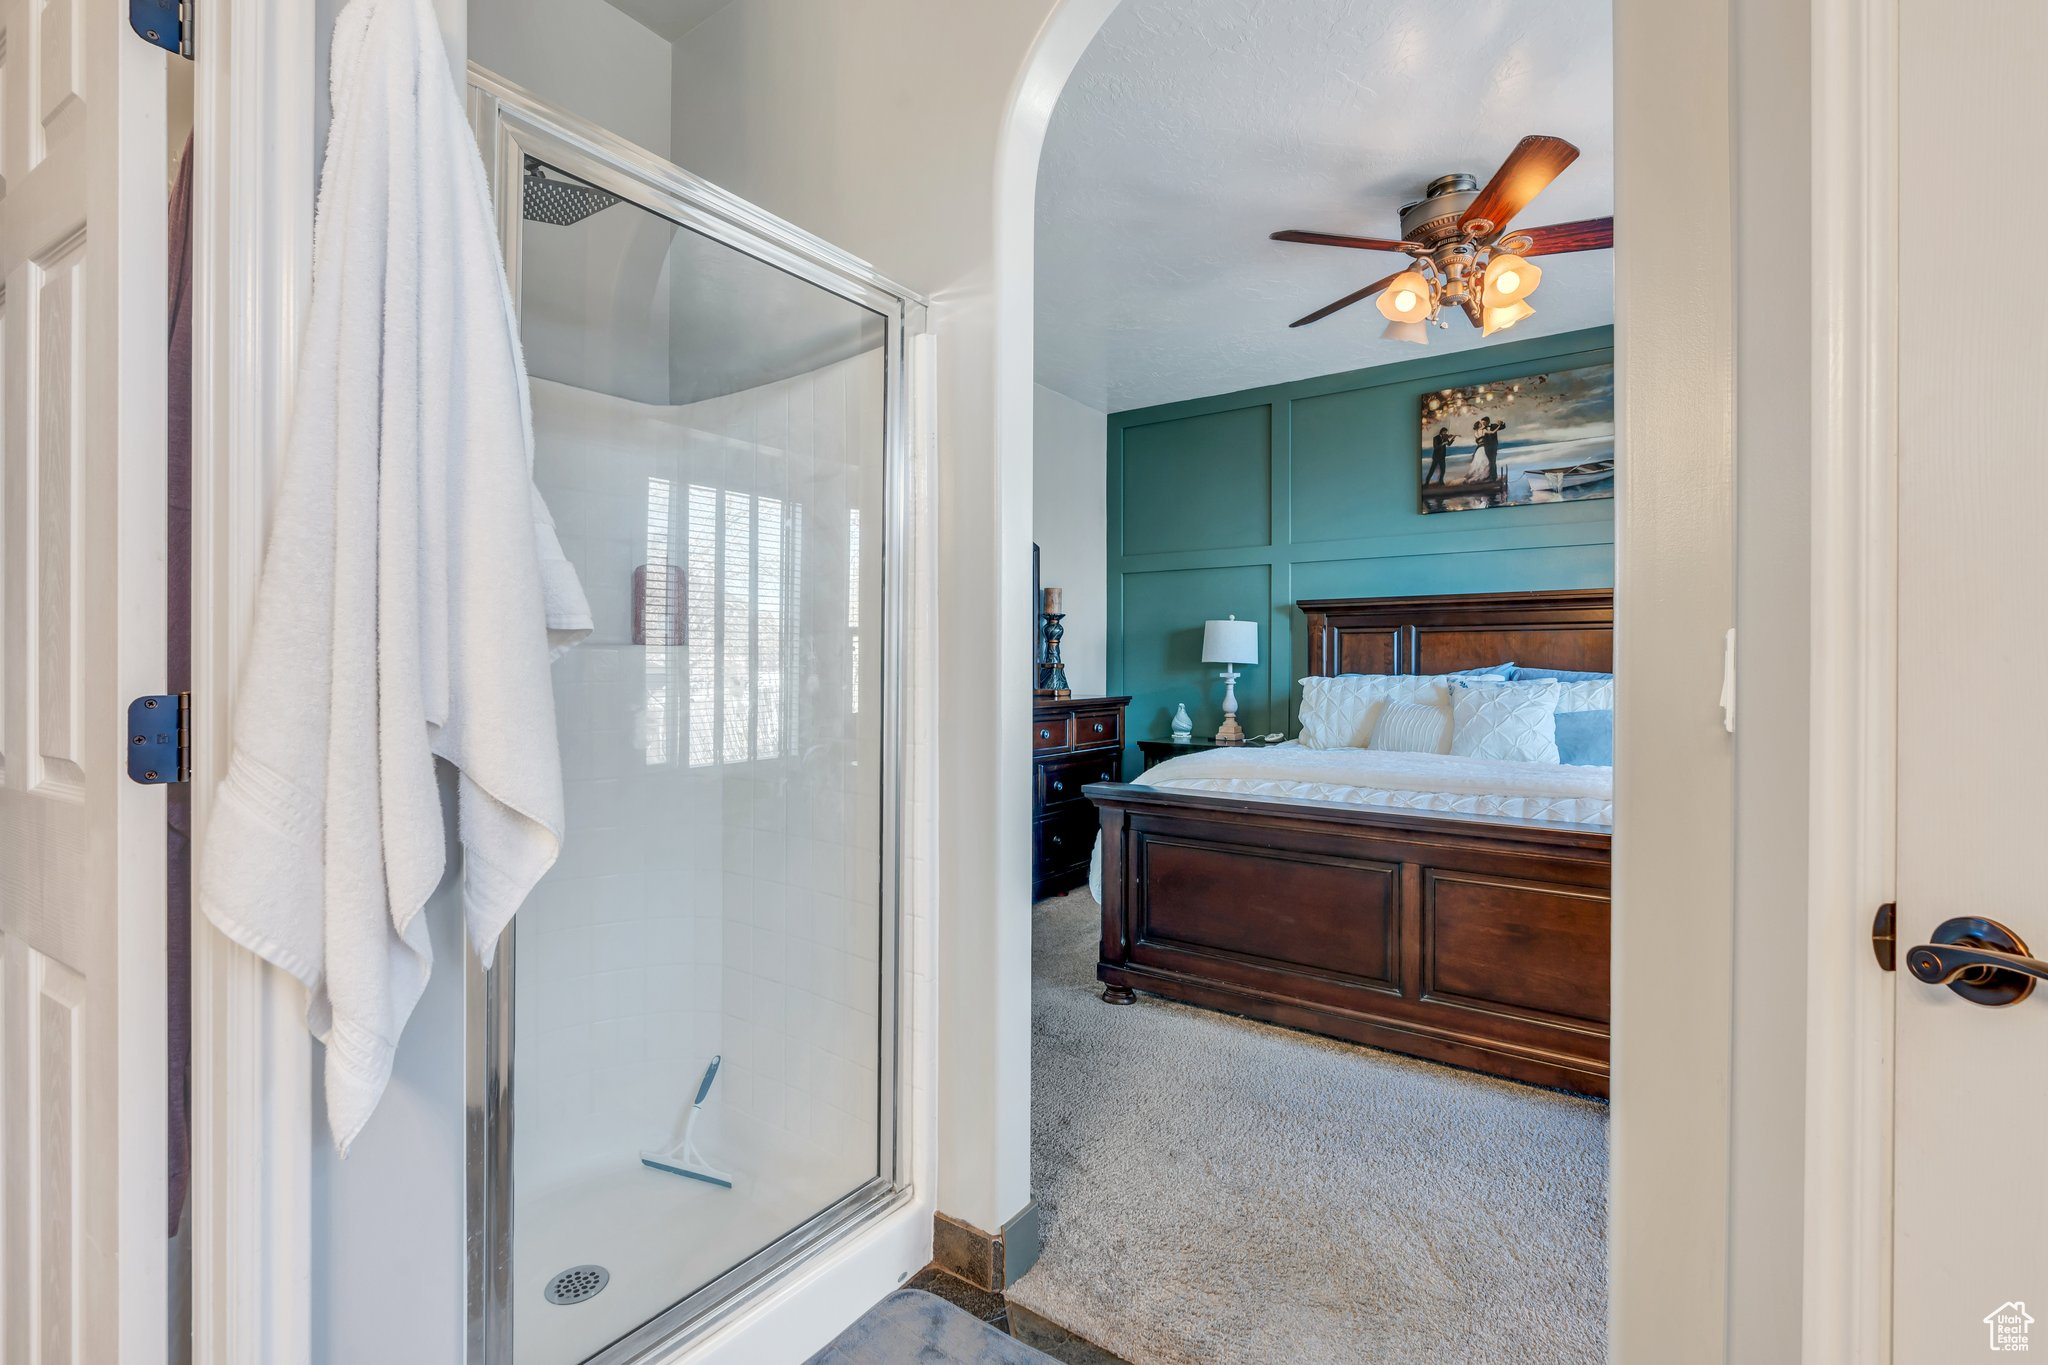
left=1299, top=589, right=1613, bottom=678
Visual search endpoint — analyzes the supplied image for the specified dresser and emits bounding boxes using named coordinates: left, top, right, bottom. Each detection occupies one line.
left=1032, top=696, right=1130, bottom=900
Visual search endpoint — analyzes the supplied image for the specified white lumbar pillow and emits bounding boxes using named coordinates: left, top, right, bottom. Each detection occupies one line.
left=1367, top=699, right=1453, bottom=754
left=1450, top=679, right=1563, bottom=764
left=1298, top=673, right=1506, bottom=749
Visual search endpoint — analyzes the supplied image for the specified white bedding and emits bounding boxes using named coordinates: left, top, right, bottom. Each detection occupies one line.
left=1086, top=741, right=1611, bottom=901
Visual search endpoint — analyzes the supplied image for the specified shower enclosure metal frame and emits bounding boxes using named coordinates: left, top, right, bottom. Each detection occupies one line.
left=462, top=67, right=926, bottom=1365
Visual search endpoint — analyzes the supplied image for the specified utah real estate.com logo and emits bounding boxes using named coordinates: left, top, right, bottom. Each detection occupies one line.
left=1985, top=1302, right=2034, bottom=1352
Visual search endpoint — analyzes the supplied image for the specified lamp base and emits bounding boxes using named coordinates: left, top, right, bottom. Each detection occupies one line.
left=1214, top=714, right=1246, bottom=745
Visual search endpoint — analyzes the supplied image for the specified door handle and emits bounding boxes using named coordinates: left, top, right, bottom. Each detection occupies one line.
left=1906, top=916, right=2046, bottom=1006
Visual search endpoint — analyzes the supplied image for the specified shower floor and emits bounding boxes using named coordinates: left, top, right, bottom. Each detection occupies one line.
left=516, top=1146, right=870, bottom=1365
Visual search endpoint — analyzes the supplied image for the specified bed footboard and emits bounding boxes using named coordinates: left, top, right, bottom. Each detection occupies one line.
left=1085, top=782, right=1612, bottom=1096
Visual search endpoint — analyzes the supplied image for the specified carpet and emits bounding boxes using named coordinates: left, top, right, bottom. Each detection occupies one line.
left=1004, top=889, right=1608, bottom=1365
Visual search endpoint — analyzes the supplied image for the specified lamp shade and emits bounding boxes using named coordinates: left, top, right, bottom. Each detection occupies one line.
left=1481, top=298, right=1536, bottom=337
left=1201, top=616, right=1258, bottom=666
left=1374, top=270, right=1432, bottom=324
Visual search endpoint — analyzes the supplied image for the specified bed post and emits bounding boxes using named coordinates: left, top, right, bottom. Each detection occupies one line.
left=1096, top=808, right=1137, bottom=1004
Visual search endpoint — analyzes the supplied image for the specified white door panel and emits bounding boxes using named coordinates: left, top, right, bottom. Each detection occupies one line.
left=1895, top=0, right=2048, bottom=1357
left=0, top=0, right=167, bottom=1361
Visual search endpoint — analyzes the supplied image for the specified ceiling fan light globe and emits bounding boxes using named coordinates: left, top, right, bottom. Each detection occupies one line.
left=1481, top=299, right=1536, bottom=337
left=1382, top=319, right=1431, bottom=345
left=1375, top=270, right=1433, bottom=323
left=1482, top=253, right=1542, bottom=308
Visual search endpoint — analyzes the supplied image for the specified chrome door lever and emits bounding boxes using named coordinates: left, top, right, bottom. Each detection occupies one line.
left=1906, top=916, right=2048, bottom=1006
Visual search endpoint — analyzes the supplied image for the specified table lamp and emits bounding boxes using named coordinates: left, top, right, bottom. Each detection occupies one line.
left=1201, top=615, right=1258, bottom=743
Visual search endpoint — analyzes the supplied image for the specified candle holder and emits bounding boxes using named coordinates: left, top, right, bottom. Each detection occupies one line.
left=1037, top=613, right=1070, bottom=698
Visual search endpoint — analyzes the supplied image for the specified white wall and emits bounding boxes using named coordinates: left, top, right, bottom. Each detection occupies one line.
left=1725, top=0, right=1810, bottom=1355
left=1031, top=385, right=1107, bottom=697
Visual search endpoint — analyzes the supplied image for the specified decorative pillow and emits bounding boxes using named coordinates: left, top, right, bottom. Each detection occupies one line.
left=1510, top=666, right=1613, bottom=683
left=1550, top=676, right=1615, bottom=714
left=1297, top=673, right=1505, bottom=749
left=1449, top=663, right=1517, bottom=678
left=1555, top=709, right=1614, bottom=766
left=1367, top=700, right=1452, bottom=754
left=1450, top=679, right=1562, bottom=764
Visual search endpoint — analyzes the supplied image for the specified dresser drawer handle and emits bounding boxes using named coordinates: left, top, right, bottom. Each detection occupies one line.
left=1091, top=722, right=1105, bottom=734
left=1039, top=728, right=1052, bottom=740
left=1049, top=833, right=1064, bottom=846
left=1099, top=770, right=1112, bottom=782
left=1052, top=780, right=1065, bottom=793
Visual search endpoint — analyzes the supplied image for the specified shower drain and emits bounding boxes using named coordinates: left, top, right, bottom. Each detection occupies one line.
left=544, top=1264, right=610, bottom=1306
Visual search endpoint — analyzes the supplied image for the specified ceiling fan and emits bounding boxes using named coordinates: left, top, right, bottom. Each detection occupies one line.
left=1271, top=134, right=1612, bottom=343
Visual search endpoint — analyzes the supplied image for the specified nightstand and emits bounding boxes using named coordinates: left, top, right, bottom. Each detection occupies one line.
left=1032, top=696, right=1130, bottom=900
left=1135, top=734, right=1278, bottom=773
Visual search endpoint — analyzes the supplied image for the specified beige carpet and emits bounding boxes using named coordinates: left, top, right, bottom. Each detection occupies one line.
left=1005, top=889, right=1608, bottom=1365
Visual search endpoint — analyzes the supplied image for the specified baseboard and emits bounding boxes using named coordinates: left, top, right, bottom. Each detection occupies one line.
left=931, top=1202, right=1042, bottom=1292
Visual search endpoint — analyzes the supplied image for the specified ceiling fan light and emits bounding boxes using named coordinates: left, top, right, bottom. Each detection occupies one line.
left=1482, top=299, right=1536, bottom=337
left=1375, top=271, right=1433, bottom=323
left=1482, top=253, right=1542, bottom=309
left=1382, top=319, right=1431, bottom=345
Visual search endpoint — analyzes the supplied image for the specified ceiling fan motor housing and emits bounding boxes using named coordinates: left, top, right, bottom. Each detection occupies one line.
left=1398, top=173, right=1481, bottom=248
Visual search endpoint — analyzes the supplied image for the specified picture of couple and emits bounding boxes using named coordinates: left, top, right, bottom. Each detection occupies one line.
left=1426, top=417, right=1505, bottom=486
left=1416, top=362, right=1616, bottom=514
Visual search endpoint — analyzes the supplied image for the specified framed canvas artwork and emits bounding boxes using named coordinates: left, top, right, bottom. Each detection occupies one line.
left=1418, top=361, right=1615, bottom=513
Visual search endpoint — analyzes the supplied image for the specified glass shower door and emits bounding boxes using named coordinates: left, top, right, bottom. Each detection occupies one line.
left=471, top=76, right=911, bottom=1365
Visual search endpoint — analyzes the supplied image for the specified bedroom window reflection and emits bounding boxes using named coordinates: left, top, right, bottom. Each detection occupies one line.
left=848, top=507, right=861, bottom=716
left=641, top=477, right=679, bottom=767
left=682, top=480, right=808, bottom=767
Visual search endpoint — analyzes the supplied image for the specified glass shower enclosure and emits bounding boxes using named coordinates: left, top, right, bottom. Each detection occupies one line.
left=465, top=71, right=919, bottom=1364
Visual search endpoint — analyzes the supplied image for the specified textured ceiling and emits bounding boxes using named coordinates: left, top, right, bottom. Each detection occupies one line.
left=1036, top=0, right=1614, bottom=413
left=602, top=0, right=734, bottom=43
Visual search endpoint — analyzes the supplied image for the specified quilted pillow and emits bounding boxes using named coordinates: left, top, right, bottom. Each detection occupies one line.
left=1367, top=700, right=1452, bottom=754
left=1450, top=679, right=1562, bottom=764
left=1551, top=676, right=1615, bottom=714
left=1297, top=673, right=1505, bottom=749
left=1556, top=709, right=1614, bottom=766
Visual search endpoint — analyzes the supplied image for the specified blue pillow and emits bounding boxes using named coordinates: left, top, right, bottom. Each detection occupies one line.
left=1448, top=663, right=1516, bottom=678
left=1555, top=709, right=1613, bottom=766
left=1511, top=665, right=1613, bottom=682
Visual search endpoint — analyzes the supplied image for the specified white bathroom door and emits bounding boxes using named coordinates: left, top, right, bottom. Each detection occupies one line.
left=0, top=2, right=169, bottom=1363
left=1892, top=0, right=2048, bottom=1357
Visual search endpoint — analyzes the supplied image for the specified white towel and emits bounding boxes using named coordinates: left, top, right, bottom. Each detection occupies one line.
left=196, top=0, right=592, bottom=1154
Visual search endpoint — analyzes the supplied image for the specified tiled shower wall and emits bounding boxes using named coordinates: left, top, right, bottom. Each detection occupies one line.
left=519, top=350, right=886, bottom=1203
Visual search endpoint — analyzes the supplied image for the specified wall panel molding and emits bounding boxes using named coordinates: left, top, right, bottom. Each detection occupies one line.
left=1106, top=326, right=1614, bottom=767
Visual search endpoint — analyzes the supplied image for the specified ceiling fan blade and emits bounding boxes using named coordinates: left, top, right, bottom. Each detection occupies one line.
left=1516, top=217, right=1614, bottom=256
left=1271, top=229, right=1413, bottom=253
left=1288, top=271, right=1405, bottom=328
left=1459, top=135, right=1582, bottom=237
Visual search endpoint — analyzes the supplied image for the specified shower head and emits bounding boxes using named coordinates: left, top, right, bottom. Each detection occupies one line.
left=522, top=159, right=620, bottom=226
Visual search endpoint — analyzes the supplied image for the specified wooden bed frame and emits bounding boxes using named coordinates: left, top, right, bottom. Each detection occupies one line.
left=1084, top=589, right=1613, bottom=1095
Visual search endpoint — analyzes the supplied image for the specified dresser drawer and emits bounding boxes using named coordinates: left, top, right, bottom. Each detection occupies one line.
left=1033, top=715, right=1072, bottom=752
left=1071, top=709, right=1121, bottom=750
left=1035, top=805, right=1098, bottom=877
left=1037, top=751, right=1120, bottom=810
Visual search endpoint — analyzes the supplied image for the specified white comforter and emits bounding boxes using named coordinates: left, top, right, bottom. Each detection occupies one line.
left=1086, top=742, right=1611, bottom=901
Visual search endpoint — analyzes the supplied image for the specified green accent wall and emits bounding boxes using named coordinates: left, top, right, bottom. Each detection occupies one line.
left=1105, top=325, right=1615, bottom=774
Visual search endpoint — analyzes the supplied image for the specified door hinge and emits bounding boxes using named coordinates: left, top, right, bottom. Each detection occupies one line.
left=1872, top=902, right=1896, bottom=972
left=130, top=0, right=193, bottom=59
left=127, top=693, right=191, bottom=785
